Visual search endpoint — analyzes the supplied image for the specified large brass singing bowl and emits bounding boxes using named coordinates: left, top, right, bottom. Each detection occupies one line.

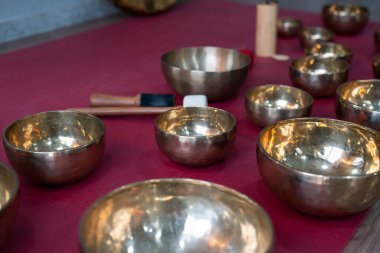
left=290, top=56, right=349, bottom=97
left=161, top=46, right=251, bottom=101
left=336, top=80, right=380, bottom=132
left=155, top=107, right=236, bottom=166
left=305, top=42, right=352, bottom=63
left=257, top=118, right=380, bottom=217
left=79, top=178, right=275, bottom=253
left=3, top=111, right=105, bottom=185
left=0, top=163, right=19, bottom=248
left=322, top=3, right=369, bottom=35
left=245, top=84, right=313, bottom=128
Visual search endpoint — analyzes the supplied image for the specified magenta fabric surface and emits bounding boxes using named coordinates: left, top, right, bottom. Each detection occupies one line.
left=0, top=0, right=377, bottom=252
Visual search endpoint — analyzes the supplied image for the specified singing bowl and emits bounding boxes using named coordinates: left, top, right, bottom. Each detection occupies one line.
left=299, top=26, right=334, bottom=48
left=79, top=178, right=275, bottom=253
left=0, top=163, right=19, bottom=248
left=305, top=42, right=352, bottom=63
left=322, top=3, right=369, bottom=35
left=373, top=55, right=380, bottom=78
left=161, top=46, right=251, bottom=101
left=3, top=111, right=105, bottom=186
left=277, top=17, right=302, bottom=38
left=155, top=107, right=236, bottom=166
left=245, top=84, right=313, bottom=128
left=336, top=80, right=380, bottom=132
left=257, top=118, right=380, bottom=217
left=289, top=56, right=349, bottom=97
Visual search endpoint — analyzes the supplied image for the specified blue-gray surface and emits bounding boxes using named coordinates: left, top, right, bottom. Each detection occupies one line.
left=0, top=0, right=379, bottom=44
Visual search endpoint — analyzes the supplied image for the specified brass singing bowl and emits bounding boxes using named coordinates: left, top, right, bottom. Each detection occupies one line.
left=3, top=111, right=105, bottom=186
left=79, top=178, right=275, bottom=253
left=305, top=42, right=352, bottom=63
left=322, top=3, right=369, bottom=35
left=336, top=80, right=380, bottom=132
left=155, top=107, right=236, bottom=166
left=277, top=17, right=302, bottom=38
left=257, top=118, right=380, bottom=217
left=289, top=56, right=349, bottom=97
left=299, top=26, right=334, bottom=48
left=161, top=46, right=251, bottom=101
left=373, top=55, right=380, bottom=78
left=245, top=84, right=313, bottom=128
left=0, top=162, right=19, bottom=248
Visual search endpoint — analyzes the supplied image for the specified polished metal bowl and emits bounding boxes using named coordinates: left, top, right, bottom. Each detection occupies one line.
left=373, top=55, right=380, bottom=78
left=305, top=42, right=352, bottom=63
left=257, top=117, right=380, bottom=217
left=79, top=178, right=275, bottom=253
left=322, top=3, right=369, bottom=35
left=375, top=28, right=380, bottom=52
left=245, top=84, right=313, bottom=128
left=336, top=80, right=380, bottom=132
left=289, top=56, right=349, bottom=97
left=0, top=162, right=19, bottom=248
left=155, top=107, right=236, bottom=166
left=161, top=46, right=251, bottom=101
left=299, top=26, right=334, bottom=48
left=277, top=17, right=302, bottom=38
left=3, top=111, right=105, bottom=185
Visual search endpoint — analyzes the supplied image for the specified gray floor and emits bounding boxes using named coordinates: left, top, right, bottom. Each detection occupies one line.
left=0, top=0, right=379, bottom=45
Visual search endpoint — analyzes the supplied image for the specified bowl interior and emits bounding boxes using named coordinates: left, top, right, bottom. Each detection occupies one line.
left=4, top=111, right=104, bottom=152
left=302, top=27, right=333, bottom=40
left=161, top=47, right=250, bottom=72
left=338, top=80, right=380, bottom=111
left=306, top=43, right=351, bottom=59
left=325, top=3, right=368, bottom=17
left=247, top=85, right=312, bottom=110
left=80, top=179, right=273, bottom=253
left=259, top=118, right=380, bottom=176
left=156, top=107, right=235, bottom=137
left=291, top=57, right=348, bottom=74
left=0, top=163, right=18, bottom=209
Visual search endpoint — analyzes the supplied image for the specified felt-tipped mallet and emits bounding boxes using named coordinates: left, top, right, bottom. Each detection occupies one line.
left=90, top=93, right=175, bottom=107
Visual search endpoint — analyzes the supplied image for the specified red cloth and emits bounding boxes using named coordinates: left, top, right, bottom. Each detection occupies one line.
left=0, top=0, right=377, bottom=252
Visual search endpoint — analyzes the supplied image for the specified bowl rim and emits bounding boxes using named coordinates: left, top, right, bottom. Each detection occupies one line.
left=245, top=84, right=314, bottom=111
left=3, top=110, right=105, bottom=154
left=78, top=178, right=275, bottom=252
left=336, top=79, right=380, bottom=113
left=155, top=106, right=237, bottom=138
left=290, top=56, right=350, bottom=74
left=0, top=162, right=19, bottom=211
left=160, top=46, right=251, bottom=73
left=257, top=117, right=380, bottom=179
left=301, top=26, right=334, bottom=35
left=322, top=3, right=369, bottom=13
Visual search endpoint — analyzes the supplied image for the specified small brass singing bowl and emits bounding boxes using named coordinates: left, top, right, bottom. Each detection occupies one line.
left=373, top=55, right=380, bottom=78
left=3, top=111, right=105, bottom=186
left=277, top=17, right=302, bottom=38
left=161, top=46, right=251, bottom=101
left=0, top=162, right=19, bottom=248
left=305, top=42, right=352, bottom=63
left=289, top=56, right=349, bottom=97
left=155, top=107, right=236, bottom=166
left=322, top=3, right=369, bottom=35
left=336, top=80, right=380, bottom=132
left=257, top=117, right=380, bottom=217
left=79, top=178, right=275, bottom=253
left=245, top=84, right=313, bottom=128
left=299, top=26, right=334, bottom=48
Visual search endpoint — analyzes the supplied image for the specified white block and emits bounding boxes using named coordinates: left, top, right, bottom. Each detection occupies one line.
left=183, top=95, right=208, bottom=107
